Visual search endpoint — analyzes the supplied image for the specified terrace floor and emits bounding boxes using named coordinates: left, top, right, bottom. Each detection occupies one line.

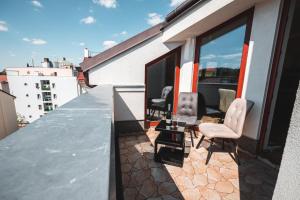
left=119, top=127, right=279, bottom=200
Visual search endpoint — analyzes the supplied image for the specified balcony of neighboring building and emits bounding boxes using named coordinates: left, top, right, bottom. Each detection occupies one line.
left=41, top=80, right=51, bottom=91
left=42, top=92, right=52, bottom=102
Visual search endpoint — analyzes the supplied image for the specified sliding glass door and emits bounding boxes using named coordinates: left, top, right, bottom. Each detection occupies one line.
left=194, top=11, right=253, bottom=114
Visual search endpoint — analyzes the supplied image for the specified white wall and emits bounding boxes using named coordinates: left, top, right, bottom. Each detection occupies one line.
left=89, top=34, right=182, bottom=121
left=7, top=76, right=79, bottom=123
left=0, top=91, right=18, bottom=139
left=89, top=34, right=182, bottom=85
left=113, top=86, right=145, bottom=121
left=273, top=81, right=300, bottom=200
left=242, top=0, right=282, bottom=140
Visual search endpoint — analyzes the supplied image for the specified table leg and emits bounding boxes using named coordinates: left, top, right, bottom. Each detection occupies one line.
left=154, top=140, right=158, bottom=162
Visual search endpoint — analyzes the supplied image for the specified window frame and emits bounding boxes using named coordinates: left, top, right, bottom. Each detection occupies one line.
left=192, top=8, right=254, bottom=98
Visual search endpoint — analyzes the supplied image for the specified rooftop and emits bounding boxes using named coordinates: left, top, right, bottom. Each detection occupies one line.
left=80, top=23, right=163, bottom=72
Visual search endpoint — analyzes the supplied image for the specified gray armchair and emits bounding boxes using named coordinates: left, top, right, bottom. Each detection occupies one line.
left=149, top=86, right=173, bottom=119
left=174, top=92, right=198, bottom=147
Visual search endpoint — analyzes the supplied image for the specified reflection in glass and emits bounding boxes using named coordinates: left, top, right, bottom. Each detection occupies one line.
left=197, top=20, right=247, bottom=113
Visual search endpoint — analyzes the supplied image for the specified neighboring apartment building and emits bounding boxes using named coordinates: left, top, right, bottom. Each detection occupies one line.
left=81, top=0, right=299, bottom=166
left=0, top=89, right=18, bottom=139
left=5, top=64, right=81, bottom=123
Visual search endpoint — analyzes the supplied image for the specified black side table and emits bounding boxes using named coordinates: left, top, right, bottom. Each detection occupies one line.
left=154, top=120, right=186, bottom=167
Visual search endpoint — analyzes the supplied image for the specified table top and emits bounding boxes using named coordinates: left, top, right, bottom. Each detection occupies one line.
left=155, top=120, right=186, bottom=133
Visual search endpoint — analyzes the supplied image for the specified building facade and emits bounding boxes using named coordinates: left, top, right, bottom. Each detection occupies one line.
left=5, top=67, right=81, bottom=123
left=81, top=0, right=299, bottom=163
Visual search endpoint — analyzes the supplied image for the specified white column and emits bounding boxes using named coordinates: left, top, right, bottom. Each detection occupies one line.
left=179, top=37, right=196, bottom=93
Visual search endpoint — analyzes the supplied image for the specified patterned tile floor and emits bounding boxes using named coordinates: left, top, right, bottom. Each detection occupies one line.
left=119, top=128, right=278, bottom=200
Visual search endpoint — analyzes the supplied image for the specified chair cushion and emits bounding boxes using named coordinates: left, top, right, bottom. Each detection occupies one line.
left=174, top=115, right=197, bottom=126
left=152, top=98, right=165, bottom=104
left=199, top=123, right=239, bottom=139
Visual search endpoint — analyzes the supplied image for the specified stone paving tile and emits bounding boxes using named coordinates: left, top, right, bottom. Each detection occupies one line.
left=119, top=128, right=278, bottom=200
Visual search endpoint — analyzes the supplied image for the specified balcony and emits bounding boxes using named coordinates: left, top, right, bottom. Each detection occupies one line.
left=41, top=84, right=51, bottom=91
left=0, top=85, right=278, bottom=200
left=0, top=85, right=116, bottom=200
left=43, top=106, right=53, bottom=112
left=119, top=128, right=278, bottom=200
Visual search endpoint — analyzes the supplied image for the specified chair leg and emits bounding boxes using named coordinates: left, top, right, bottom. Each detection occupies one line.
left=205, top=138, right=214, bottom=165
left=190, top=129, right=194, bottom=147
left=192, top=127, right=198, bottom=138
left=231, top=140, right=240, bottom=165
left=222, top=139, right=225, bottom=150
left=196, top=135, right=205, bottom=149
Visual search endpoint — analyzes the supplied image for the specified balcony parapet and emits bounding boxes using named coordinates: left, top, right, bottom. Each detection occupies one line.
left=0, top=85, right=116, bottom=200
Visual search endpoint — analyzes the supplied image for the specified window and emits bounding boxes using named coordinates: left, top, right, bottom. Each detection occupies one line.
left=35, top=83, right=39, bottom=89
left=38, top=105, right=42, bottom=110
left=26, top=94, right=29, bottom=97
left=53, top=94, right=57, bottom=99
left=55, top=104, right=58, bottom=109
left=43, top=103, right=53, bottom=112
left=41, top=80, right=50, bottom=90
left=37, top=94, right=41, bottom=99
left=29, top=115, right=32, bottom=118
left=194, top=13, right=252, bottom=111
left=52, top=83, right=55, bottom=88
left=27, top=105, right=31, bottom=108
left=40, top=115, right=43, bottom=118
left=24, top=83, right=28, bottom=86
left=42, top=92, right=52, bottom=101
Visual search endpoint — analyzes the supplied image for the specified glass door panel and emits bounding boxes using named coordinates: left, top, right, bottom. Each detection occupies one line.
left=197, top=19, right=247, bottom=112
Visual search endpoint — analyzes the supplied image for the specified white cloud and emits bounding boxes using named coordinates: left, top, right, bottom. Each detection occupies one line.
left=200, top=53, right=243, bottom=60
left=22, top=37, right=30, bottom=42
left=120, top=31, right=127, bottom=35
left=201, top=54, right=217, bottom=60
left=92, top=0, right=117, bottom=8
left=170, top=0, right=185, bottom=7
left=219, top=53, right=242, bottom=59
left=79, top=42, right=85, bottom=46
left=80, top=16, right=96, bottom=24
left=147, top=13, right=164, bottom=26
left=9, top=51, right=15, bottom=57
left=0, top=21, right=8, bottom=32
left=31, top=0, right=43, bottom=8
left=103, top=40, right=117, bottom=50
left=23, top=37, right=47, bottom=45
left=113, top=30, right=127, bottom=37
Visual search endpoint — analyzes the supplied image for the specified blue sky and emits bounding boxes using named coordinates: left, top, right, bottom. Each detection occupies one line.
left=199, top=25, right=246, bottom=69
left=0, top=0, right=185, bottom=70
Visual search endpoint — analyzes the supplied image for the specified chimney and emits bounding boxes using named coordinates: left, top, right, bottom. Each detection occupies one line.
left=84, top=48, right=90, bottom=58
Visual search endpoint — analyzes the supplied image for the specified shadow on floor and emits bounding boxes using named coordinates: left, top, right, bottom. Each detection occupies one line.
left=118, top=132, right=184, bottom=200
left=118, top=129, right=279, bottom=200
